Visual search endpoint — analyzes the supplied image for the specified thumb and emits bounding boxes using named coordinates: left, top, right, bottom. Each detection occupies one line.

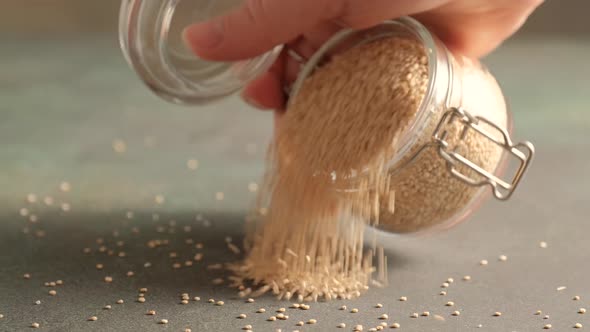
left=183, top=0, right=343, bottom=61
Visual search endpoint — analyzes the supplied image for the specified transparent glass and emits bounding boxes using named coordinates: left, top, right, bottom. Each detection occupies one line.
left=288, top=18, right=513, bottom=235
left=119, top=0, right=282, bottom=105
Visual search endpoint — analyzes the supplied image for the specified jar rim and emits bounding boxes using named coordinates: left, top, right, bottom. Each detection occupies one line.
left=287, top=17, right=446, bottom=184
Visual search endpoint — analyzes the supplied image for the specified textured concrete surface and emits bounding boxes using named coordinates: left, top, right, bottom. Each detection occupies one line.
left=0, top=38, right=589, bottom=331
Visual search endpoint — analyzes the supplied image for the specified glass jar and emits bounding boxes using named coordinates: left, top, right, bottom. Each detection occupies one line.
left=119, top=1, right=535, bottom=234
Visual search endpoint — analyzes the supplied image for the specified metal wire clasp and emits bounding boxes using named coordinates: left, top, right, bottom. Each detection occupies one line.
left=432, top=107, right=535, bottom=201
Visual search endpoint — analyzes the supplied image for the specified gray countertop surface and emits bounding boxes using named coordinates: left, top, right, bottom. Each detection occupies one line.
left=0, top=38, right=589, bottom=332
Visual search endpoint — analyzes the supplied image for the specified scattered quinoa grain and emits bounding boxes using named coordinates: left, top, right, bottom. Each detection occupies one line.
left=390, top=323, right=400, bottom=328
left=257, top=308, right=266, bottom=313
left=137, top=297, right=146, bottom=303
left=543, top=315, right=550, bottom=319
left=446, top=301, right=455, bottom=306
left=411, top=313, right=419, bottom=318
left=277, top=307, right=286, bottom=313
left=440, top=291, right=447, bottom=296
left=215, top=301, right=224, bottom=306
left=243, top=325, right=252, bottom=330
left=574, top=296, right=581, bottom=301
left=574, top=323, right=583, bottom=328
left=159, top=319, right=168, bottom=324
left=126, top=271, right=134, bottom=277
left=493, top=312, right=502, bottom=317
left=480, top=259, right=488, bottom=265
left=557, top=286, right=567, bottom=291
left=104, top=276, right=113, bottom=283
left=207, top=299, right=215, bottom=303
left=463, top=275, right=471, bottom=281
left=246, top=298, right=255, bottom=303
left=31, top=322, right=40, bottom=328
left=351, top=308, right=359, bottom=313
left=539, top=241, right=548, bottom=248
left=399, top=296, right=407, bottom=301
left=88, top=316, right=97, bottom=321
left=544, top=324, right=552, bottom=329
left=147, top=310, right=156, bottom=315
left=441, top=282, right=450, bottom=288
left=498, top=255, right=508, bottom=261
left=308, top=319, right=317, bottom=324
left=339, top=305, right=347, bottom=310
left=268, top=316, right=276, bottom=321
left=535, top=310, right=542, bottom=315
left=379, top=314, right=388, bottom=319
left=375, top=303, right=383, bottom=308
left=103, top=305, right=111, bottom=310
left=49, top=290, right=57, bottom=296
left=296, top=321, right=304, bottom=326
left=56, top=280, right=63, bottom=286
left=34, top=300, right=41, bottom=305
left=452, top=311, right=460, bottom=316
left=579, top=308, right=586, bottom=314
left=300, top=304, right=310, bottom=310
left=23, top=273, right=31, bottom=279
left=238, top=314, right=247, bottom=319
left=422, top=311, right=430, bottom=317
left=139, top=288, right=148, bottom=293
left=354, top=324, right=363, bottom=331
left=180, top=299, right=188, bottom=305
left=194, top=297, right=200, bottom=301
left=116, top=299, right=124, bottom=304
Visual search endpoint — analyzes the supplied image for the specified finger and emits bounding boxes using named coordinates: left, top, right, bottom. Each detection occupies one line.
left=242, top=52, right=286, bottom=110
left=183, top=0, right=344, bottom=61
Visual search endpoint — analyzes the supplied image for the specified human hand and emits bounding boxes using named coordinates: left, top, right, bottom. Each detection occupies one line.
left=183, top=0, right=543, bottom=111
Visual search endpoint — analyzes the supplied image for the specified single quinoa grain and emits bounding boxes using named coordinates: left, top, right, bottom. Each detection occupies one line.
left=574, top=323, right=583, bottom=328
left=88, top=316, right=97, bottom=321
left=159, top=319, right=168, bottom=324
left=31, top=322, right=40, bottom=328
left=390, top=323, right=400, bottom=328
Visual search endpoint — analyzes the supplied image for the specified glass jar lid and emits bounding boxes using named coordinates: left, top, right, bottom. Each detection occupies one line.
left=119, top=0, right=283, bottom=105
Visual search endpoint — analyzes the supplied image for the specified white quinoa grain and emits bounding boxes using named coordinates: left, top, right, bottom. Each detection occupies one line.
left=379, top=314, right=388, bottom=320
left=337, top=323, right=346, bottom=328
left=26, top=194, right=37, bottom=203
left=104, top=276, right=113, bottom=283
left=137, top=297, right=146, bottom=303
left=56, top=280, right=63, bottom=286
left=126, top=271, right=134, bottom=277
left=308, top=319, right=317, bottom=324
left=574, top=296, right=581, bottom=301
left=207, top=299, right=215, bottom=303
left=399, top=296, right=408, bottom=301
left=154, top=194, right=165, bottom=205
left=147, top=310, right=156, bottom=315
left=543, top=324, right=552, bottom=329
left=535, top=310, right=542, bottom=315
left=390, top=323, right=400, bottom=328
left=339, top=305, right=347, bottom=310
left=243, top=325, right=252, bottom=330
left=447, top=278, right=454, bottom=283
left=194, top=297, right=200, bottom=301
left=411, top=313, right=419, bottom=318
left=159, top=319, right=168, bottom=324
left=31, top=322, right=40, bottom=328
left=300, top=304, right=310, bottom=310
left=543, top=315, right=550, bottom=319
left=446, top=301, right=455, bottom=306
left=579, top=308, right=586, bottom=314
left=574, top=323, right=583, bottom=328
left=440, top=291, right=447, bottom=296
left=187, top=159, right=199, bottom=170
left=246, top=298, right=255, bottom=303
left=422, top=311, right=430, bottom=317
left=49, top=290, right=57, bottom=296
left=463, top=275, right=471, bottom=281
left=296, top=321, right=304, bottom=326
left=103, top=305, right=111, bottom=310
left=539, top=241, right=548, bottom=248
left=185, top=329, right=192, bottom=332
left=215, top=301, right=224, bottom=306
left=498, top=255, right=508, bottom=261
left=238, top=314, right=247, bottom=319
left=375, top=303, right=383, bottom=308
left=351, top=308, right=359, bottom=313
left=452, top=311, right=460, bottom=316
left=34, top=300, right=41, bottom=305
left=88, top=316, right=97, bottom=321
left=139, top=288, right=148, bottom=293
left=116, top=299, right=124, bottom=304
left=268, top=316, right=276, bottom=321
left=354, top=324, right=363, bottom=331
left=277, top=308, right=286, bottom=313
left=557, top=286, right=567, bottom=291
left=257, top=308, right=266, bottom=313
left=480, top=259, right=488, bottom=266
left=441, top=282, right=450, bottom=288
left=493, top=312, right=502, bottom=317
left=369, top=328, right=377, bottom=332
left=23, top=273, right=31, bottom=279
left=180, top=299, right=188, bottom=305
left=215, top=192, right=224, bottom=201
left=19, top=208, right=29, bottom=217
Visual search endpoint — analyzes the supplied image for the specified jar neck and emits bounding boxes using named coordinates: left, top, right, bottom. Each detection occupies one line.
left=383, top=17, right=456, bottom=171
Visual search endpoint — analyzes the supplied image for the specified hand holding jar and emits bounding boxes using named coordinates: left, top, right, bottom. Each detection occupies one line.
left=183, top=0, right=544, bottom=111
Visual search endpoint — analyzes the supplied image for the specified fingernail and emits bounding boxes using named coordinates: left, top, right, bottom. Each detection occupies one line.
left=243, top=95, right=270, bottom=110
left=183, top=20, right=224, bottom=51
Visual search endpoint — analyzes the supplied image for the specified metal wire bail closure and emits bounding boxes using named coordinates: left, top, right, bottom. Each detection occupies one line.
left=432, top=107, right=535, bottom=201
